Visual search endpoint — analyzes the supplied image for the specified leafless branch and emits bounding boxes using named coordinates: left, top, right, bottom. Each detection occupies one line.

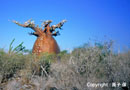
left=12, top=19, right=43, bottom=34
left=52, top=31, right=60, bottom=36
left=41, top=65, right=50, bottom=77
left=51, top=19, right=67, bottom=31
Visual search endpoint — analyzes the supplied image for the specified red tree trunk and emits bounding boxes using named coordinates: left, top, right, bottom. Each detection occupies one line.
left=32, top=34, right=60, bottom=55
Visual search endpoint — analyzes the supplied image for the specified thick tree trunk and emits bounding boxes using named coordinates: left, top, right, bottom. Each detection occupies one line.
left=13, top=19, right=66, bottom=56
left=32, top=34, right=60, bottom=55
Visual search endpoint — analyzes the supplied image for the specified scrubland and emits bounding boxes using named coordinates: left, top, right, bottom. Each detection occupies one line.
left=0, top=40, right=130, bottom=90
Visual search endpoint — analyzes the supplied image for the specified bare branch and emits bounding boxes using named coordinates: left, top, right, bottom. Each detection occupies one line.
left=57, top=19, right=67, bottom=29
left=12, top=19, right=43, bottom=34
left=52, top=31, right=60, bottom=36
left=51, top=19, right=67, bottom=31
left=13, top=19, right=66, bottom=37
left=12, top=19, right=35, bottom=28
left=41, top=65, right=50, bottom=77
left=41, top=20, right=52, bottom=27
left=51, top=25, right=57, bottom=32
left=28, top=32, right=39, bottom=37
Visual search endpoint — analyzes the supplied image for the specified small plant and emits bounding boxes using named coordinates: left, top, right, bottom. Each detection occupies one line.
left=8, top=38, right=26, bottom=54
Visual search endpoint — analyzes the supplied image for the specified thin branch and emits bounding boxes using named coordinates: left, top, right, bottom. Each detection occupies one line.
left=12, top=19, right=35, bottom=28
left=51, top=19, right=67, bottom=31
left=12, top=19, right=43, bottom=34
left=40, top=65, right=50, bottom=77
left=52, top=31, right=60, bottom=36
left=12, top=19, right=67, bottom=36
left=28, top=32, right=39, bottom=37
left=41, top=20, right=52, bottom=27
left=50, top=20, right=67, bottom=36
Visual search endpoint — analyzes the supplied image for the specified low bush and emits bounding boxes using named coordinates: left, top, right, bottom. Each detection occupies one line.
left=0, top=40, right=130, bottom=90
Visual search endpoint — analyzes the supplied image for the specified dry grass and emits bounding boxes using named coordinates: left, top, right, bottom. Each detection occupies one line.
left=0, top=41, right=130, bottom=90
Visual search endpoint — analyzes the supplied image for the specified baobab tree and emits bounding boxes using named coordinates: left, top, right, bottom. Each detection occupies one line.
left=12, top=19, right=67, bottom=55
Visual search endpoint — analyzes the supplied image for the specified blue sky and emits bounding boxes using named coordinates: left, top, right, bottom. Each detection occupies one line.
left=0, top=0, right=130, bottom=51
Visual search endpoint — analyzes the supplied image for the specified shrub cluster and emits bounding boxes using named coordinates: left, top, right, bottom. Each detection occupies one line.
left=0, top=41, right=130, bottom=90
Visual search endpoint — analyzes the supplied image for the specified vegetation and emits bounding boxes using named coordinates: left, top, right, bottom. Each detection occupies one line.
left=0, top=40, right=130, bottom=90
